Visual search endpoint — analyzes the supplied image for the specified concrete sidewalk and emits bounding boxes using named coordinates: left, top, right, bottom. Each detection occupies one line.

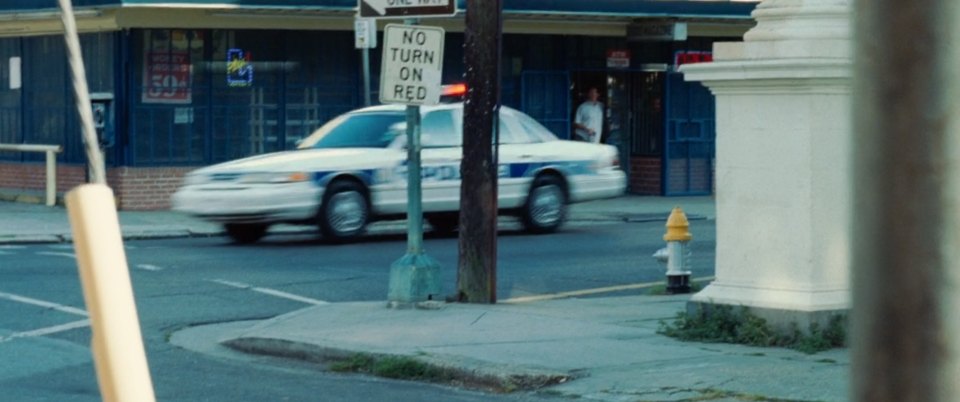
left=175, top=295, right=848, bottom=402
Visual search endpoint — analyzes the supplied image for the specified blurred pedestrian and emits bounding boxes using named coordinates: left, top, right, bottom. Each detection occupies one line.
left=574, top=86, right=603, bottom=143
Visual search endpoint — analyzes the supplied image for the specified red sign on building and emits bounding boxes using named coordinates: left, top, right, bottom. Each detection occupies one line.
left=142, top=51, right=192, bottom=104
left=606, top=49, right=631, bottom=69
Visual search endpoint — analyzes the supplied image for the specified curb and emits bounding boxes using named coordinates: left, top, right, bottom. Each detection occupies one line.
left=223, top=336, right=574, bottom=393
left=0, top=234, right=64, bottom=244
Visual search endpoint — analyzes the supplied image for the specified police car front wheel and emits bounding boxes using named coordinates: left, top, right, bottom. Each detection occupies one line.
left=319, top=181, right=369, bottom=241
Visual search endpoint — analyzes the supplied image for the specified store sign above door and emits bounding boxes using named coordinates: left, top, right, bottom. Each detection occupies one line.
left=627, top=22, right=687, bottom=41
left=358, top=0, right=457, bottom=19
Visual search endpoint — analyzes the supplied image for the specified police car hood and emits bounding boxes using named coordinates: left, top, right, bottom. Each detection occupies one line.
left=195, top=148, right=402, bottom=174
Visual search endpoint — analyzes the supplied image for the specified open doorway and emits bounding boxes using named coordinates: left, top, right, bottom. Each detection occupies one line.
left=570, top=69, right=667, bottom=194
left=569, top=72, right=608, bottom=142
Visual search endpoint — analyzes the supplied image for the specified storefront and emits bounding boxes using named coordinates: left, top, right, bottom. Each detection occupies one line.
left=0, top=0, right=756, bottom=209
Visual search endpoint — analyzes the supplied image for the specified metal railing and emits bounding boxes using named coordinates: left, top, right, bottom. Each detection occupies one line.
left=0, top=143, right=63, bottom=206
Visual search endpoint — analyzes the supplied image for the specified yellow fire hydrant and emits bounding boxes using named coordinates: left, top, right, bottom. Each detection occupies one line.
left=662, top=206, right=692, bottom=294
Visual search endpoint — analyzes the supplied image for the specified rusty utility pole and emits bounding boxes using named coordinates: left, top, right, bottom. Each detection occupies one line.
left=852, top=0, right=960, bottom=400
left=457, top=0, right=502, bottom=303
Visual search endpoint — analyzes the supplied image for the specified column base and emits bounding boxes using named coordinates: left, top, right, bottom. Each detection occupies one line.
left=689, top=282, right=849, bottom=332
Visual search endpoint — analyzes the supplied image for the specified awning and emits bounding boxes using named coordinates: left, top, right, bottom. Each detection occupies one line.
left=4, top=0, right=757, bottom=20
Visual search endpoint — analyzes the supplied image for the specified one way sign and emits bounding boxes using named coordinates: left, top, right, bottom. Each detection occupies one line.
left=358, top=0, right=457, bottom=19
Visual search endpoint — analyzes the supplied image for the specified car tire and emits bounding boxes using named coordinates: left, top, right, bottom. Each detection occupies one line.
left=521, top=175, right=566, bottom=234
left=319, top=180, right=369, bottom=242
left=224, top=223, right=269, bottom=244
left=426, top=212, right=459, bottom=235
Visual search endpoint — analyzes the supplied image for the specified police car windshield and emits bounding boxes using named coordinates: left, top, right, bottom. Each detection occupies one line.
left=298, top=112, right=406, bottom=149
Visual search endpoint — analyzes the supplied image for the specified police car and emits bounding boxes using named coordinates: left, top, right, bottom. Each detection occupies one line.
left=171, top=102, right=626, bottom=243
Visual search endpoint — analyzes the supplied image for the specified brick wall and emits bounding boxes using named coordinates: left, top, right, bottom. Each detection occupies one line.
left=0, top=162, right=87, bottom=193
left=0, top=162, right=196, bottom=210
left=108, top=166, right=197, bottom=210
left=628, top=156, right=662, bottom=195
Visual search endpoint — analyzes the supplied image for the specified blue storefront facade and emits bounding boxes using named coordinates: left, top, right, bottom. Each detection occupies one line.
left=0, top=0, right=756, bottom=209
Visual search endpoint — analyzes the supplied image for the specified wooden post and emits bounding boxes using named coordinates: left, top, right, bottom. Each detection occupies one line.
left=457, top=0, right=502, bottom=303
left=852, top=0, right=960, bottom=400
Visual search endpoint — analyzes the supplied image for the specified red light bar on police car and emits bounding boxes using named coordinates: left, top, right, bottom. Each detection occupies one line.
left=441, top=83, right=467, bottom=97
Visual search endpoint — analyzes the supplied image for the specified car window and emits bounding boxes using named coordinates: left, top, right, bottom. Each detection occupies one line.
left=421, top=109, right=460, bottom=148
left=512, top=109, right=560, bottom=143
left=297, top=112, right=406, bottom=149
left=498, top=110, right=529, bottom=144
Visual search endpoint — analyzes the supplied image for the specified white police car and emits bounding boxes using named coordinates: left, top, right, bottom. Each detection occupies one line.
left=171, top=103, right=626, bottom=243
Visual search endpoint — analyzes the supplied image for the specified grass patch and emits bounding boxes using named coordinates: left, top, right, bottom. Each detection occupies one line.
left=330, top=353, right=455, bottom=383
left=657, top=305, right=846, bottom=354
left=329, top=353, right=375, bottom=373
left=328, top=352, right=566, bottom=393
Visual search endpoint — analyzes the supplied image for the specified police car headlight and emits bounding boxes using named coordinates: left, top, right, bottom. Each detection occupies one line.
left=239, top=172, right=310, bottom=184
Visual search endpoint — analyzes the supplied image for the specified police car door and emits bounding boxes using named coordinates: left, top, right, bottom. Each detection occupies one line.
left=420, top=108, right=463, bottom=212
left=495, top=108, right=543, bottom=210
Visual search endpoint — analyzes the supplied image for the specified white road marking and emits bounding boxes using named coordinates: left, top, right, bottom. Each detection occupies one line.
left=36, top=251, right=76, bottom=259
left=136, top=264, right=163, bottom=271
left=500, top=276, right=717, bottom=304
left=0, top=246, right=22, bottom=255
left=208, top=279, right=329, bottom=306
left=0, top=291, right=88, bottom=316
left=0, top=319, right=91, bottom=343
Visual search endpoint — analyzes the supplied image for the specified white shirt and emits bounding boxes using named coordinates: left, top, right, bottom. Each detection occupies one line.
left=575, top=101, right=603, bottom=143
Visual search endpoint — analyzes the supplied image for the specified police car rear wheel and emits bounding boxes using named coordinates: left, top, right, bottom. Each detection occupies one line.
left=319, top=181, right=369, bottom=241
left=224, top=223, right=269, bottom=244
left=521, top=176, right=566, bottom=234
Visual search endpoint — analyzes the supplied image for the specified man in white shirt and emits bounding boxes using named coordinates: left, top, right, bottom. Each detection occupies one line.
left=574, top=87, right=603, bottom=143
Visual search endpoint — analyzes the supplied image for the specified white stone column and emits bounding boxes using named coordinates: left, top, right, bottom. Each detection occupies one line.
left=681, top=0, right=852, bottom=320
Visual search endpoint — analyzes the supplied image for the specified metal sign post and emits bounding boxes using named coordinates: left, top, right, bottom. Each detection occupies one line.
left=354, top=18, right=377, bottom=106
left=384, top=20, right=445, bottom=307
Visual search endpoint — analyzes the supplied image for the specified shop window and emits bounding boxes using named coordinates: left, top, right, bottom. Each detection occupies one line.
left=132, top=29, right=205, bottom=165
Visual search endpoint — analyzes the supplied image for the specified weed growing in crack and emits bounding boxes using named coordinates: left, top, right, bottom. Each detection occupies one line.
left=657, top=305, right=846, bottom=354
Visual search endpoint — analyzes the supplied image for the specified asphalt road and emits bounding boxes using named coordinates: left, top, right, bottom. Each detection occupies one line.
left=0, top=219, right=715, bottom=401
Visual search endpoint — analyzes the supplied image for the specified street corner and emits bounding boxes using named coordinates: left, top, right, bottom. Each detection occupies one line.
left=211, top=301, right=583, bottom=393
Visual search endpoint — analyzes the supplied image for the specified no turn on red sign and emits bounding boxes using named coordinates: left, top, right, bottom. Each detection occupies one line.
left=379, top=24, right=444, bottom=106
